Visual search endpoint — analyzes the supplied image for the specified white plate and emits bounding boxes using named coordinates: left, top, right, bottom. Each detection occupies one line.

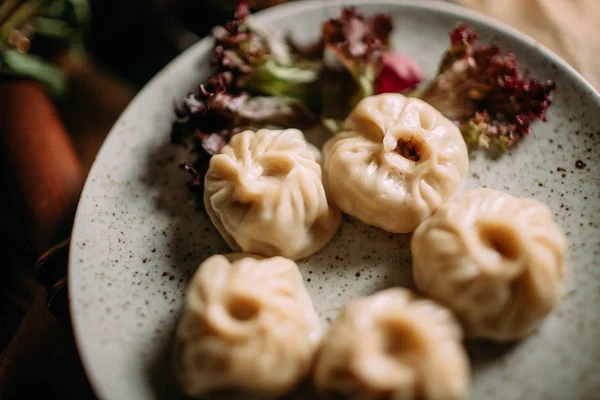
left=69, top=1, right=600, bottom=399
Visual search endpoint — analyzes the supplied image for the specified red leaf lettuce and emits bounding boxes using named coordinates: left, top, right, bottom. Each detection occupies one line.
left=419, top=24, right=556, bottom=155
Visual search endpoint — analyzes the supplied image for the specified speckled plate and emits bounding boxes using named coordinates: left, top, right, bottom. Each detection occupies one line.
left=69, top=1, right=600, bottom=399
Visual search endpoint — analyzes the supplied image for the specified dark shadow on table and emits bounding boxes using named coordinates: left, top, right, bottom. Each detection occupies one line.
left=145, top=316, right=188, bottom=400
left=466, top=338, right=520, bottom=368
left=144, top=306, right=320, bottom=400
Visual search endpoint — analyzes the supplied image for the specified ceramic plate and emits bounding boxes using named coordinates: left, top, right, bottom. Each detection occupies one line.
left=69, top=1, right=600, bottom=399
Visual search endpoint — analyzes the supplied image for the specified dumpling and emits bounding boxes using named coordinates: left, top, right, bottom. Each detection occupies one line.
left=411, top=188, right=566, bottom=341
left=174, top=254, right=321, bottom=399
left=323, top=93, right=468, bottom=233
left=313, top=288, right=469, bottom=400
left=204, top=128, right=341, bottom=260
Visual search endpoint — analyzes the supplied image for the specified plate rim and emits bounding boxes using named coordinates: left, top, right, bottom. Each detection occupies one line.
left=68, top=1, right=600, bottom=399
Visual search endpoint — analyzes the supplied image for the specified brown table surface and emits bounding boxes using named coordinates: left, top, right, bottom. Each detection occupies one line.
left=0, top=56, right=135, bottom=399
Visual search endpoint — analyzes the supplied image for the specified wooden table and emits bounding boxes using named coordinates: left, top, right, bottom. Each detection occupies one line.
left=0, top=56, right=135, bottom=400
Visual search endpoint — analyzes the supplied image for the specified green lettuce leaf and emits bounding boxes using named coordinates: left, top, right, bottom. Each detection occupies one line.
left=1, top=49, right=65, bottom=96
left=244, top=59, right=321, bottom=106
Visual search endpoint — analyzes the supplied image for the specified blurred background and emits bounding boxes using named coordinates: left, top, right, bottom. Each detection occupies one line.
left=45, top=0, right=295, bottom=171
left=0, top=0, right=598, bottom=399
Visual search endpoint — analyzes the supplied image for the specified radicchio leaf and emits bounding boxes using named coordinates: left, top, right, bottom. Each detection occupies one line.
left=322, top=7, right=391, bottom=84
left=322, top=8, right=391, bottom=70
left=419, top=24, right=555, bottom=155
left=375, top=51, right=423, bottom=94
left=319, top=7, right=393, bottom=129
left=210, top=3, right=269, bottom=90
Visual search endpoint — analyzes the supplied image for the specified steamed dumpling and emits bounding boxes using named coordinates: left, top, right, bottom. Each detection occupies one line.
left=313, top=288, right=469, bottom=400
left=412, top=188, right=566, bottom=341
left=323, top=93, right=468, bottom=233
left=174, top=254, right=321, bottom=399
left=204, top=129, right=341, bottom=260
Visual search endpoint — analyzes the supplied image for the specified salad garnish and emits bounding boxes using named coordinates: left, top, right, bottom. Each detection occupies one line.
left=172, top=7, right=556, bottom=197
left=418, top=25, right=556, bottom=155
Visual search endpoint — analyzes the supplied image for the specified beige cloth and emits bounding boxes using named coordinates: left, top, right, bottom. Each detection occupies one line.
left=457, top=0, right=600, bottom=91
